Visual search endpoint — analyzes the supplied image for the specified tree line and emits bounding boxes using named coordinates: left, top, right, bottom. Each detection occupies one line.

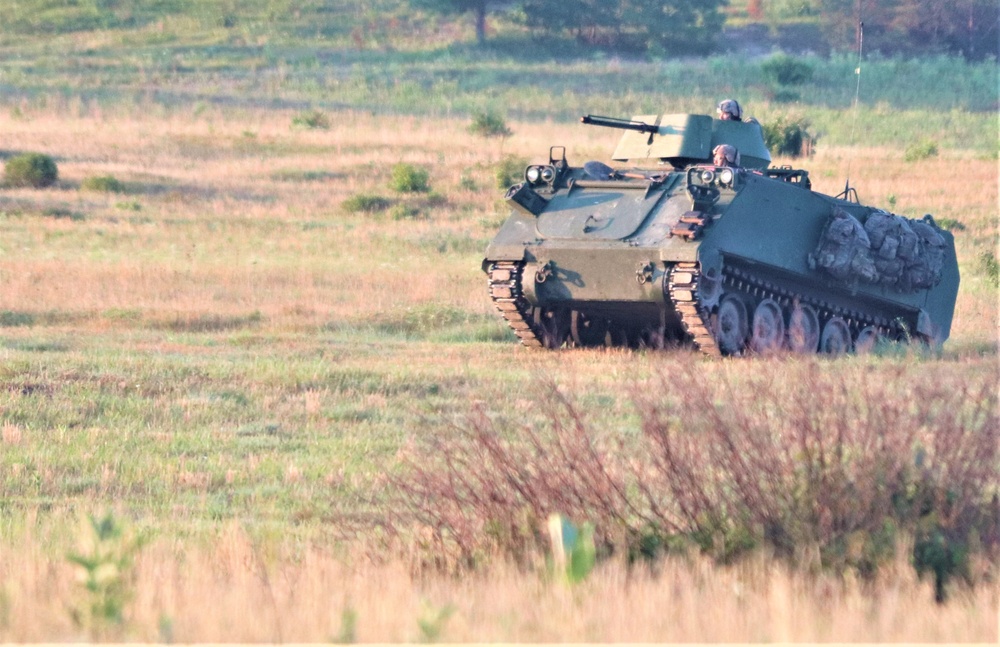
left=415, top=0, right=998, bottom=60
left=3, top=0, right=996, bottom=60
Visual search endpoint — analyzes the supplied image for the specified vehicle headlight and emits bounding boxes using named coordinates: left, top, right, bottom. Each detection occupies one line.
left=718, top=168, right=734, bottom=185
left=540, top=166, right=556, bottom=183
left=525, top=166, right=541, bottom=183
left=699, top=169, right=716, bottom=184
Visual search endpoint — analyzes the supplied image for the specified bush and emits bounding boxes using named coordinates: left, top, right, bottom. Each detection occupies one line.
left=389, top=204, right=423, bottom=220
left=468, top=110, right=513, bottom=139
left=771, top=88, right=801, bottom=103
left=459, top=172, right=478, bottom=191
left=341, top=193, right=392, bottom=214
left=43, top=207, right=85, bottom=221
left=392, top=359, right=999, bottom=598
left=4, top=153, right=58, bottom=188
left=761, top=53, right=814, bottom=86
left=979, top=251, right=999, bottom=287
left=494, top=155, right=528, bottom=189
left=904, top=139, right=939, bottom=162
left=934, top=218, right=965, bottom=231
left=389, top=163, right=430, bottom=193
left=291, top=109, right=330, bottom=130
left=81, top=175, right=127, bottom=193
left=761, top=116, right=815, bottom=157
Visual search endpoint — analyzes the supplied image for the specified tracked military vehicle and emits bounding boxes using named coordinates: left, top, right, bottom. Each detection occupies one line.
left=482, top=112, right=959, bottom=356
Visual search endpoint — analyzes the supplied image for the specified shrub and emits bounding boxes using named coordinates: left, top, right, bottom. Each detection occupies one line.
left=771, top=88, right=801, bottom=103
left=389, top=204, right=423, bottom=220
left=494, top=155, right=528, bottom=189
left=0, top=311, right=35, bottom=327
left=458, top=172, right=478, bottom=191
left=291, top=109, right=330, bottom=130
left=761, top=115, right=815, bottom=157
left=761, top=53, right=814, bottom=86
left=389, top=163, right=430, bottom=193
left=904, top=139, right=939, bottom=162
left=979, top=251, right=999, bottom=287
left=392, top=359, right=999, bottom=599
left=341, top=193, right=392, bottom=214
left=81, top=175, right=127, bottom=193
left=4, top=153, right=58, bottom=188
left=43, top=207, right=85, bottom=221
left=934, top=218, right=965, bottom=231
left=468, top=110, right=513, bottom=139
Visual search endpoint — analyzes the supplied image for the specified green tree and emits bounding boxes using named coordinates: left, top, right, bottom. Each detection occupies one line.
left=410, top=0, right=494, bottom=44
left=517, top=0, right=726, bottom=55
left=818, top=0, right=998, bottom=59
left=889, top=0, right=998, bottom=60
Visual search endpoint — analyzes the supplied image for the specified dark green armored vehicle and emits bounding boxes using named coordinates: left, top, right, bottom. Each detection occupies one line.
left=483, top=112, right=959, bottom=356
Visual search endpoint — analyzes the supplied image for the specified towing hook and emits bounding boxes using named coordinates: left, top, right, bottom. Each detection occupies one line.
left=636, top=261, right=655, bottom=285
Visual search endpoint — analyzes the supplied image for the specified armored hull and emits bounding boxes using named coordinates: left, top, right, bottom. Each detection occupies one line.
left=483, top=113, right=959, bottom=356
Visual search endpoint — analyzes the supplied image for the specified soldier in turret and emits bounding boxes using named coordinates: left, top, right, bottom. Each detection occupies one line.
left=716, top=99, right=743, bottom=121
left=713, top=144, right=741, bottom=168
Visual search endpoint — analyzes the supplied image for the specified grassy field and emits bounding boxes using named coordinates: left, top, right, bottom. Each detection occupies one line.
left=0, top=101, right=996, bottom=640
left=0, top=11, right=998, bottom=638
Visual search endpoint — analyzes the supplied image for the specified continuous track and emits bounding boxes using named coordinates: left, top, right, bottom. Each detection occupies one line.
left=487, top=261, right=544, bottom=348
left=488, top=259, right=905, bottom=355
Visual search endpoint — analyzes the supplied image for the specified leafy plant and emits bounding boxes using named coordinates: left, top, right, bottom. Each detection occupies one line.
left=342, top=193, right=392, bottom=213
left=43, top=207, right=85, bottom=221
left=67, top=512, right=144, bottom=639
left=468, top=110, right=512, bottom=139
left=913, top=521, right=970, bottom=603
left=390, top=204, right=423, bottom=220
left=458, top=172, right=478, bottom=191
left=904, top=139, right=939, bottom=162
left=761, top=115, right=815, bottom=157
left=934, top=217, right=965, bottom=231
left=390, top=163, right=430, bottom=193
left=979, top=251, right=999, bottom=287
left=494, top=155, right=528, bottom=189
left=416, top=601, right=454, bottom=643
left=333, top=605, right=357, bottom=643
left=81, top=175, right=127, bottom=193
left=4, top=153, right=58, bottom=188
left=761, top=53, right=814, bottom=86
left=292, top=109, right=331, bottom=130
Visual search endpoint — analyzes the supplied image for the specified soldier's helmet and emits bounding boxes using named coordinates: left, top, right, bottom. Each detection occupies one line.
left=716, top=99, right=742, bottom=121
left=712, top=144, right=741, bottom=167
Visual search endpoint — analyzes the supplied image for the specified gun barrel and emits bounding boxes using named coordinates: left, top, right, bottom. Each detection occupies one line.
left=580, top=115, right=658, bottom=134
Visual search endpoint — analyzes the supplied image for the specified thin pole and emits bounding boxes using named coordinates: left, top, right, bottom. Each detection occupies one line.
left=844, top=19, right=864, bottom=198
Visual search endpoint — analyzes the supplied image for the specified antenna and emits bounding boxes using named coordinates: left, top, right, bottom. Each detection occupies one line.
left=841, top=19, right=864, bottom=201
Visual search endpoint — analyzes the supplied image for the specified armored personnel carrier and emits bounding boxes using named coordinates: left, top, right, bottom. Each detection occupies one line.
left=482, top=112, right=959, bottom=356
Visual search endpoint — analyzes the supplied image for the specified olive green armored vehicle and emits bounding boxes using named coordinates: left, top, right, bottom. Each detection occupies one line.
left=482, top=112, right=959, bottom=356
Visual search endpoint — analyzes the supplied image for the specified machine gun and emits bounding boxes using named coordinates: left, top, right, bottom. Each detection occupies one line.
left=580, top=115, right=659, bottom=134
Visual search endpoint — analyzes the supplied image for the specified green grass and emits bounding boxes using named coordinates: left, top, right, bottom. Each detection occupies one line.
left=0, top=13, right=996, bottom=151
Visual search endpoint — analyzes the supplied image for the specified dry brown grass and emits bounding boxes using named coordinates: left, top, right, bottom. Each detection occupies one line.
left=2, top=109, right=993, bottom=344
left=1, top=526, right=996, bottom=642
